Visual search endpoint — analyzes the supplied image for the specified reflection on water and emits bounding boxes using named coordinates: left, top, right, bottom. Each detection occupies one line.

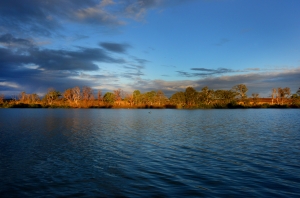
left=0, top=109, right=300, bottom=197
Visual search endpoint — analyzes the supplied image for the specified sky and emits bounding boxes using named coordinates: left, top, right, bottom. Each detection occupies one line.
left=0, top=0, right=300, bottom=98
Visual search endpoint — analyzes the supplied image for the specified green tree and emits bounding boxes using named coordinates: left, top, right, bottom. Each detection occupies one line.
left=169, top=91, right=185, bottom=107
left=143, top=91, right=156, bottom=105
left=214, top=90, right=237, bottom=105
left=155, top=90, right=166, bottom=106
left=133, top=90, right=141, bottom=105
left=103, top=92, right=115, bottom=105
left=232, top=84, right=248, bottom=100
left=199, top=86, right=214, bottom=105
left=185, top=87, right=197, bottom=106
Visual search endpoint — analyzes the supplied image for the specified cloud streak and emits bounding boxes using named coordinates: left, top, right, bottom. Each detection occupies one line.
left=100, top=42, right=131, bottom=53
left=177, top=67, right=234, bottom=77
left=134, top=68, right=300, bottom=97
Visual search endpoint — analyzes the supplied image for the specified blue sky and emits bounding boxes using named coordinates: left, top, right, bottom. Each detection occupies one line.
left=0, top=0, right=299, bottom=97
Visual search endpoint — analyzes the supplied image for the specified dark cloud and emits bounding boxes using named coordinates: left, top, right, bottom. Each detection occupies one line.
left=0, top=0, right=193, bottom=37
left=0, top=0, right=122, bottom=36
left=29, top=47, right=125, bottom=71
left=0, top=33, right=152, bottom=96
left=133, top=68, right=300, bottom=97
left=178, top=67, right=234, bottom=77
left=0, top=34, right=126, bottom=71
left=0, top=33, right=34, bottom=48
left=100, top=42, right=131, bottom=53
left=0, top=33, right=131, bottom=95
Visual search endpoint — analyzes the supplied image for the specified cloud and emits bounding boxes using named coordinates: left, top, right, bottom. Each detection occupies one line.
left=246, top=68, right=260, bottom=71
left=0, top=0, right=123, bottom=36
left=0, top=81, right=20, bottom=89
left=0, top=34, right=126, bottom=72
left=133, top=68, right=300, bottom=97
left=0, top=33, right=150, bottom=96
left=100, top=42, right=131, bottom=53
left=0, top=33, right=34, bottom=48
left=0, top=0, right=193, bottom=37
left=215, top=38, right=230, bottom=46
left=74, top=6, right=124, bottom=26
left=177, top=67, right=234, bottom=77
left=124, top=0, right=163, bottom=19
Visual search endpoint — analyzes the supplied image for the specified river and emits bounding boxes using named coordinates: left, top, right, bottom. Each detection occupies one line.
left=0, top=109, right=299, bottom=197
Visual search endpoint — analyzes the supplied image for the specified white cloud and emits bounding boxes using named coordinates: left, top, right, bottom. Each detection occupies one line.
left=0, top=81, right=20, bottom=89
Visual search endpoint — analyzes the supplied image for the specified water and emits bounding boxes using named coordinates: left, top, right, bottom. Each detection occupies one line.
left=0, top=109, right=300, bottom=197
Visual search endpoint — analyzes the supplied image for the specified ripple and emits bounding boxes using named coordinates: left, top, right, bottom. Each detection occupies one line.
left=1, top=109, right=300, bottom=197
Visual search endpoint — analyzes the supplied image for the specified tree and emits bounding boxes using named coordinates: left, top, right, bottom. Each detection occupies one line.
left=82, top=86, right=94, bottom=102
left=63, top=87, right=81, bottom=106
left=155, top=90, right=166, bottom=106
left=169, top=91, right=185, bottom=107
left=72, top=87, right=81, bottom=106
left=185, top=87, right=197, bottom=106
left=214, top=90, right=237, bottom=105
left=44, top=88, right=61, bottom=105
left=103, top=92, right=115, bottom=105
left=278, top=87, right=291, bottom=104
left=297, top=87, right=300, bottom=96
left=252, top=93, right=259, bottom=106
left=63, top=89, right=73, bottom=105
left=199, top=86, right=214, bottom=105
left=114, top=88, right=122, bottom=106
left=0, top=93, right=4, bottom=104
left=232, top=84, right=248, bottom=100
left=19, top=91, right=29, bottom=103
left=143, top=91, right=156, bottom=105
left=271, top=88, right=277, bottom=104
left=133, top=90, right=141, bottom=105
left=29, top=93, right=40, bottom=104
left=124, top=92, right=134, bottom=106
left=97, top=90, right=103, bottom=105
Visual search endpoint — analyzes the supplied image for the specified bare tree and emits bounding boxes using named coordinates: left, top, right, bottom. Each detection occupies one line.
left=97, top=90, right=102, bottom=105
left=19, top=91, right=28, bottom=103
left=125, top=92, right=134, bottom=106
left=45, top=88, right=61, bottom=105
left=72, top=87, right=81, bottom=106
left=232, top=84, right=248, bottom=100
left=63, top=89, right=73, bottom=105
left=271, top=88, right=277, bottom=104
left=114, top=88, right=122, bottom=106
left=30, top=93, right=40, bottom=104
left=277, top=87, right=291, bottom=104
left=0, top=93, right=4, bottom=104
left=252, top=93, right=259, bottom=106
left=82, top=86, right=94, bottom=101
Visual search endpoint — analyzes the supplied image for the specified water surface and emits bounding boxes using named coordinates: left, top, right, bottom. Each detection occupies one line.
left=0, top=109, right=299, bottom=197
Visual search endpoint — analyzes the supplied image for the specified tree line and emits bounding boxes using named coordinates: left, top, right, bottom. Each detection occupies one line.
left=0, top=84, right=300, bottom=108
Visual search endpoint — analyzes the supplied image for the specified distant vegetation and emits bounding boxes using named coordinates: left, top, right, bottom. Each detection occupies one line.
left=1, top=84, right=300, bottom=109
